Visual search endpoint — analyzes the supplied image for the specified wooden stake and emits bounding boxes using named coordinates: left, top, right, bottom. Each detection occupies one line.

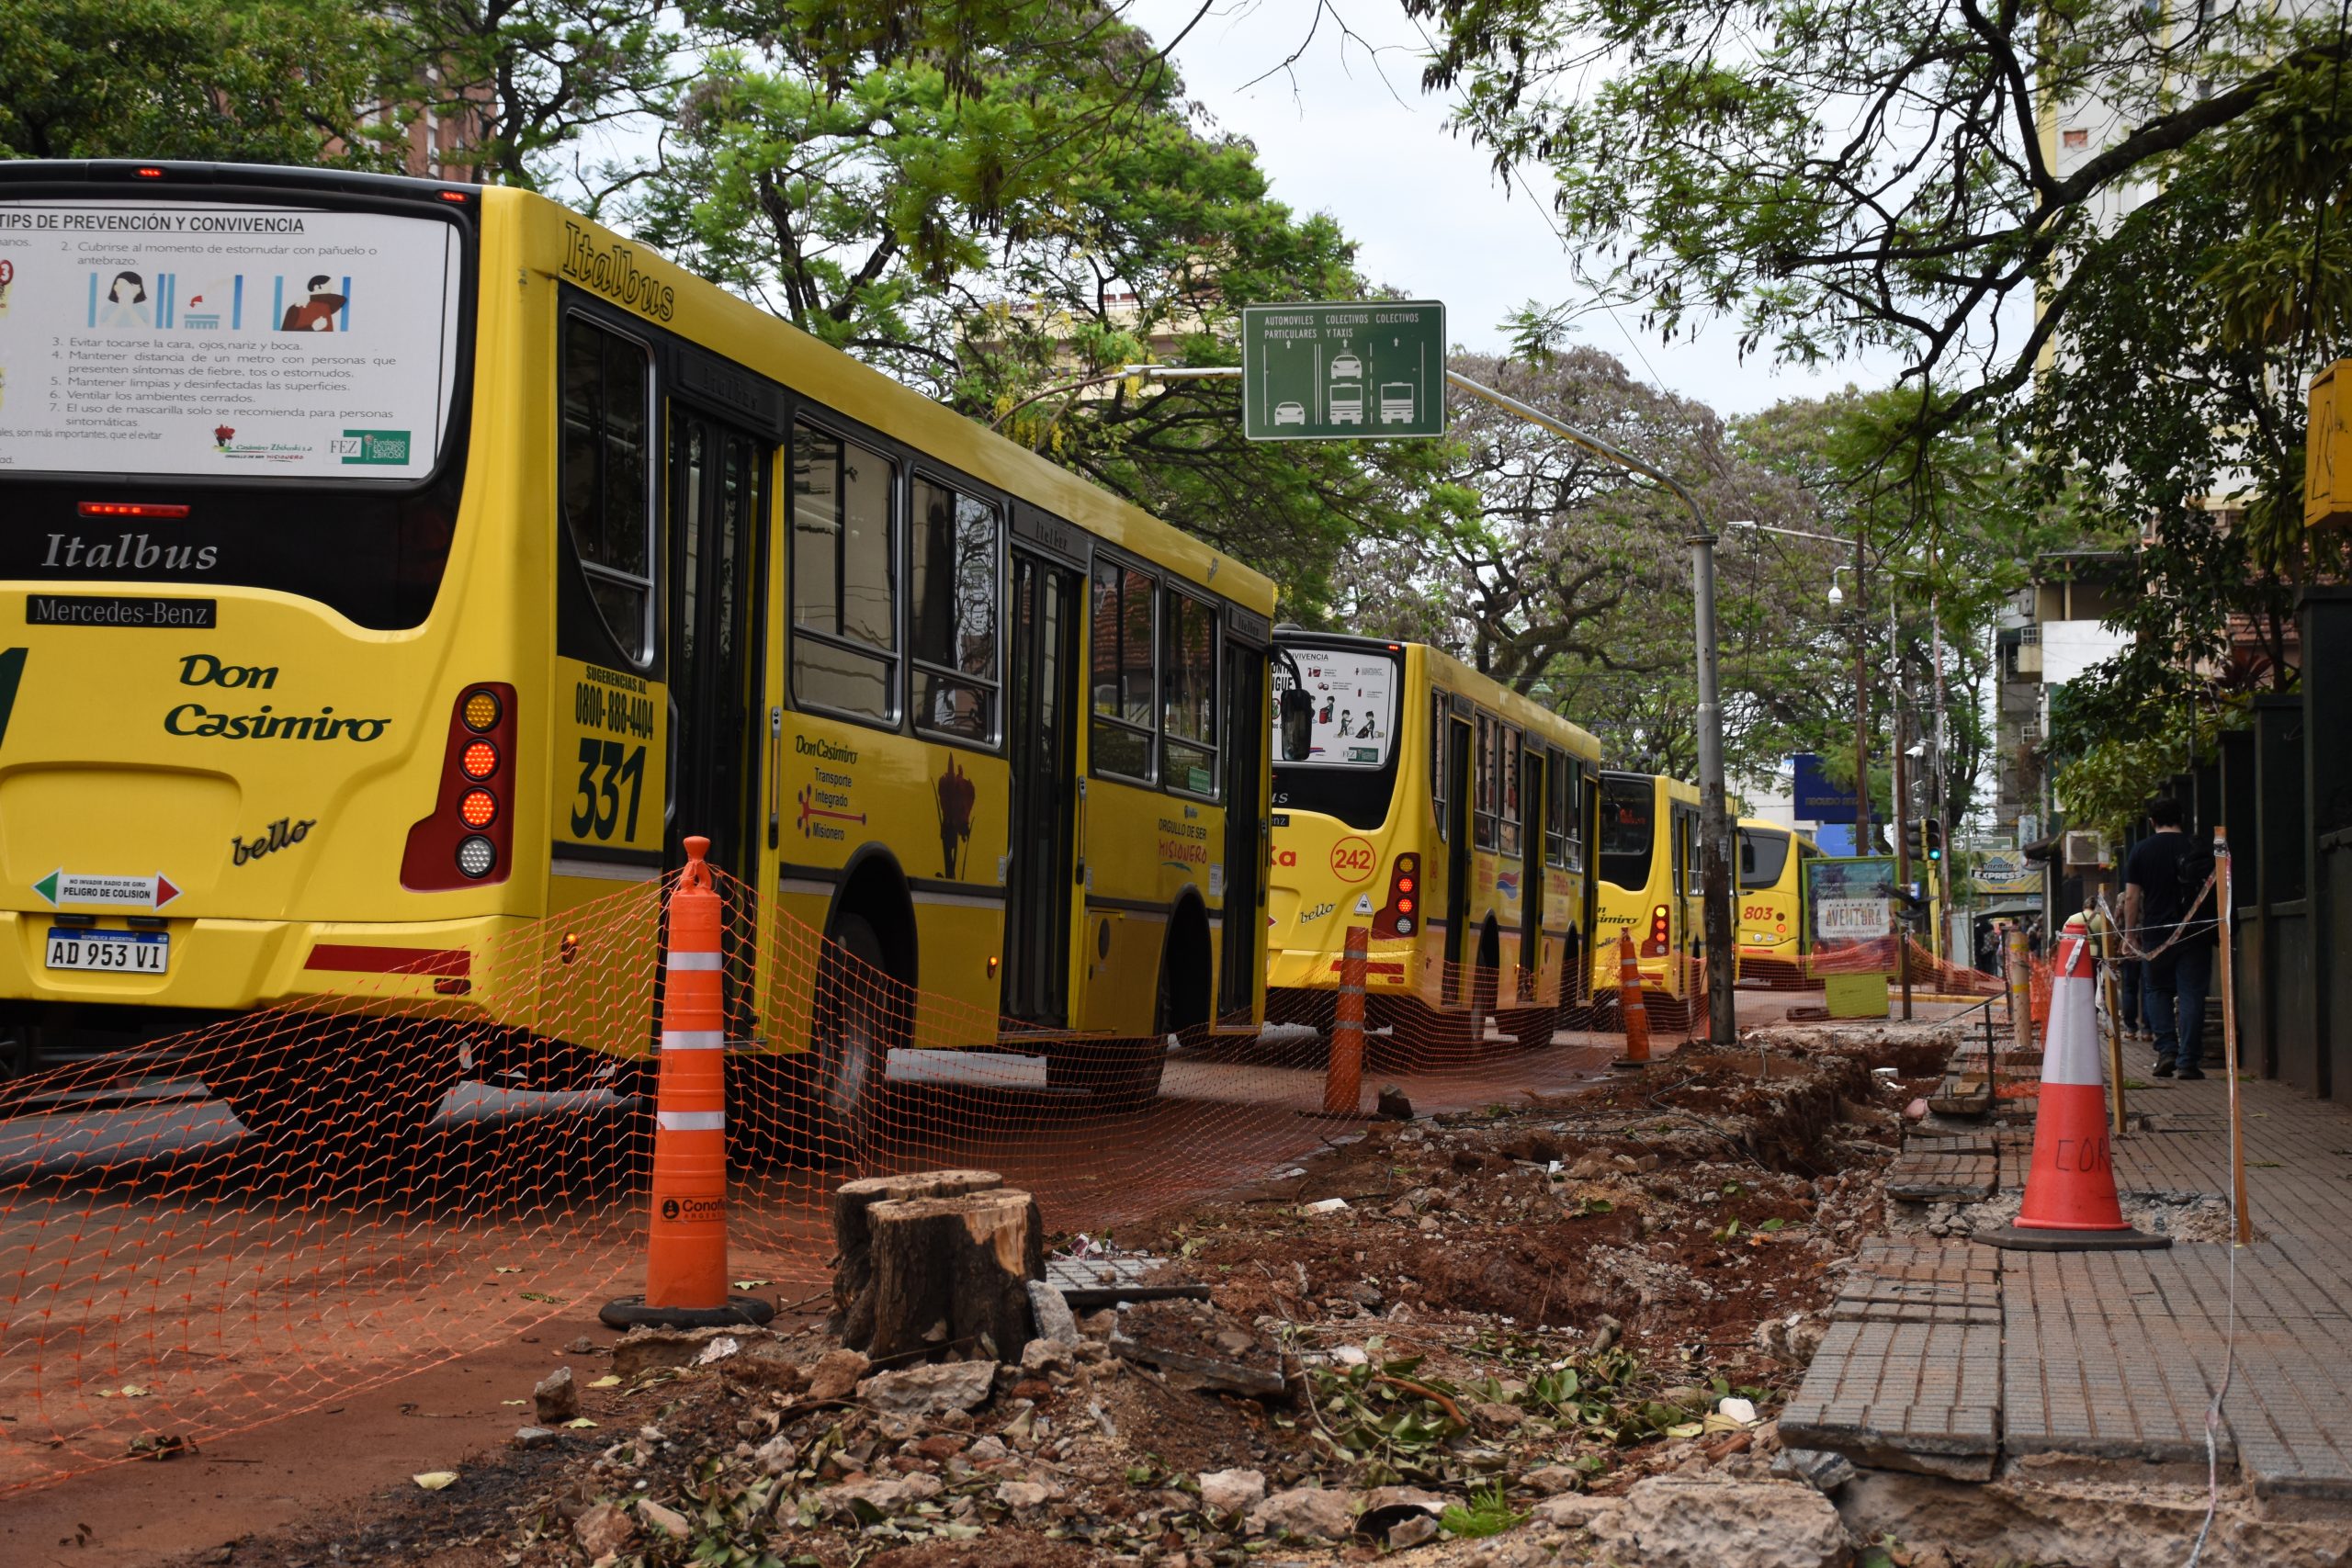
left=865, top=1190, right=1044, bottom=1364
left=2095, top=905, right=2127, bottom=1136
left=830, top=1169, right=1003, bottom=1350
left=2215, top=829, right=2251, bottom=1247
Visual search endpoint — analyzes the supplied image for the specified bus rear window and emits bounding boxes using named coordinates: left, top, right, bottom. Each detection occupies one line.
left=1272, top=643, right=1401, bottom=830
left=1740, top=828, right=1791, bottom=890
left=1276, top=647, right=1396, bottom=768
left=0, top=196, right=473, bottom=629
left=1599, top=775, right=1655, bottom=891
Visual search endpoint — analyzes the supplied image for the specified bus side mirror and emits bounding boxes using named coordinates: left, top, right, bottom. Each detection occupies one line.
left=1280, top=689, right=1314, bottom=761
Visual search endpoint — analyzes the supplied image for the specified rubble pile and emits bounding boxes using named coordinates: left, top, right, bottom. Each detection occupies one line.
left=171, top=1034, right=1954, bottom=1568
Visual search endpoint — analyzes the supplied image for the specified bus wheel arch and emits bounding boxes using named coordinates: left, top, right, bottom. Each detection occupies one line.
left=1159, top=890, right=1214, bottom=1042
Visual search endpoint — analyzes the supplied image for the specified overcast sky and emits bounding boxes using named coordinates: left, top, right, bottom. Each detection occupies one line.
left=1130, top=0, right=1905, bottom=417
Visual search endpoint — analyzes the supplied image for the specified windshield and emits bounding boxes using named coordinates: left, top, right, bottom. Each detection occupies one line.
left=0, top=193, right=473, bottom=629
left=1599, top=774, right=1655, bottom=891
left=1740, top=828, right=1792, bottom=890
left=1274, top=646, right=1398, bottom=767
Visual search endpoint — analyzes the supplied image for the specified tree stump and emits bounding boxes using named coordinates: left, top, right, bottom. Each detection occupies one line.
left=830, top=1168, right=1002, bottom=1349
left=865, top=1190, right=1045, bottom=1364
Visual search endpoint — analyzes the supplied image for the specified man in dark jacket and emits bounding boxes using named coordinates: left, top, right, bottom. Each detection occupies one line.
left=2120, top=798, right=2217, bottom=1077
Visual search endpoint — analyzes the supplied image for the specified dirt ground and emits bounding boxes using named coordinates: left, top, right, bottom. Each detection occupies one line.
left=49, top=1023, right=1976, bottom=1568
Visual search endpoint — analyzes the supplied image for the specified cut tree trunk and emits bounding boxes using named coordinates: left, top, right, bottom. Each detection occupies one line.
left=865, top=1190, right=1045, bottom=1364
left=830, top=1168, right=1002, bottom=1349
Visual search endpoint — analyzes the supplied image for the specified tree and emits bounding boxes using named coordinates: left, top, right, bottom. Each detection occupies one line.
left=0, top=0, right=400, bottom=167
left=619, top=0, right=1448, bottom=603
left=1406, top=0, right=2349, bottom=428
left=379, top=0, right=681, bottom=187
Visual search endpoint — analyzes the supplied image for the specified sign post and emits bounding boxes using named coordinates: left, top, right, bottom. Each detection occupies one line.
left=1239, top=302, right=1447, bottom=442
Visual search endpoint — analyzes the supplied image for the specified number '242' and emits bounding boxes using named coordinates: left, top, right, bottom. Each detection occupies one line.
left=571, top=739, right=647, bottom=840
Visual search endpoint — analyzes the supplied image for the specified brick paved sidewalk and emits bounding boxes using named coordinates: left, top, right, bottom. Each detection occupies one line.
left=1786, top=1023, right=2352, bottom=1500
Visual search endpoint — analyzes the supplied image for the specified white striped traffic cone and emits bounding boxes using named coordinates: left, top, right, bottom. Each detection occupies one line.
left=1978, top=914, right=2168, bottom=1252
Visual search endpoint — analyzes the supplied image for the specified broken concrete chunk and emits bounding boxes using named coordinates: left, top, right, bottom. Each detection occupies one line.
left=805, top=1347, right=870, bottom=1402
left=1771, top=1447, right=1857, bottom=1495
left=1198, top=1467, right=1268, bottom=1514
left=1026, top=1278, right=1080, bottom=1346
left=754, top=1433, right=798, bottom=1475
left=857, top=1359, right=997, bottom=1417
left=533, top=1365, right=580, bottom=1424
left=636, top=1499, right=690, bottom=1540
left=510, top=1426, right=560, bottom=1451
left=1586, top=1476, right=1849, bottom=1568
left=995, top=1479, right=1054, bottom=1508
left=1532, top=1492, right=1619, bottom=1530
left=610, top=1325, right=752, bottom=1381
left=1018, top=1337, right=1074, bottom=1376
left=573, top=1502, right=636, bottom=1558
left=1388, top=1513, right=1441, bottom=1549
left=1247, top=1485, right=1361, bottom=1541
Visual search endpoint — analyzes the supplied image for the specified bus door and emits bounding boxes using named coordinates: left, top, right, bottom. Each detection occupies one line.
left=1520, top=747, right=1544, bottom=1000
left=1002, top=547, right=1081, bottom=1025
left=1218, top=631, right=1268, bottom=1019
left=666, top=406, right=769, bottom=1035
left=1443, top=705, right=1475, bottom=991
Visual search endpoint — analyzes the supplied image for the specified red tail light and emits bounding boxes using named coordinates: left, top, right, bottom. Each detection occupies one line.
left=1645, top=903, right=1670, bottom=957
left=1373, top=853, right=1421, bottom=939
left=401, top=683, right=516, bottom=889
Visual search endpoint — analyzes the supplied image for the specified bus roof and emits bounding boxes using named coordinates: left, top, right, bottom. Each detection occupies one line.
left=1739, top=817, right=1821, bottom=851
left=0, top=160, right=1276, bottom=615
left=1272, top=631, right=1600, bottom=761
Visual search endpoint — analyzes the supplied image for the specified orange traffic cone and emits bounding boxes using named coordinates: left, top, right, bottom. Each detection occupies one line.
left=1978, top=914, right=2168, bottom=1252
left=1610, top=930, right=1653, bottom=1072
left=603, top=836, right=780, bottom=1327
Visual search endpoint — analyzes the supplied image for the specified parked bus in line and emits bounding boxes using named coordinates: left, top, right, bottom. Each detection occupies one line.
left=1736, top=818, right=1822, bottom=986
left=1590, top=772, right=1706, bottom=1024
left=0, top=160, right=1277, bottom=1149
left=1265, top=634, right=1601, bottom=1049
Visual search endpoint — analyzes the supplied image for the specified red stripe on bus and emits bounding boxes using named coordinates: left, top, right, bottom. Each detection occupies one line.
left=304, top=943, right=470, bottom=977
left=1328, top=959, right=1408, bottom=976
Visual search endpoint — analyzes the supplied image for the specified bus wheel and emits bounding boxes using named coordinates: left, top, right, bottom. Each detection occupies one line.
left=1498, top=1004, right=1560, bottom=1051
left=206, top=1022, right=459, bottom=1168
left=808, top=912, right=891, bottom=1164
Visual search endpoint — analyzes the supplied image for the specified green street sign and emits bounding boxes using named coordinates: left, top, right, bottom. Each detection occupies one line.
left=1239, top=300, right=1446, bottom=441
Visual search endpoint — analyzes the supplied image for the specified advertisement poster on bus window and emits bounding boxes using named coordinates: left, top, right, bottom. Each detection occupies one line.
left=0, top=202, right=463, bottom=479
left=1805, top=855, right=1896, bottom=973
left=1277, top=647, right=1396, bottom=768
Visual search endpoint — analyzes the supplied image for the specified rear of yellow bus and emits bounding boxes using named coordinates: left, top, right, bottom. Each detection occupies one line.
left=1592, top=773, right=1678, bottom=996
left=0, top=162, right=533, bottom=1135
left=1264, top=637, right=1427, bottom=1025
left=1736, top=820, right=1804, bottom=986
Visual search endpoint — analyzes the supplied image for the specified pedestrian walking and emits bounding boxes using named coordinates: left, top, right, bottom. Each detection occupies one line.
left=2120, top=798, right=2219, bottom=1077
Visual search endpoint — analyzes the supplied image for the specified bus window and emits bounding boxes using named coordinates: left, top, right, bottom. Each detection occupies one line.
left=1475, top=713, right=1497, bottom=849
left=1163, top=589, right=1218, bottom=796
left=910, top=476, right=1000, bottom=743
left=1599, top=775, right=1654, bottom=891
left=1499, top=726, right=1521, bottom=855
left=792, top=423, right=898, bottom=722
left=1740, top=827, right=1791, bottom=890
left=1091, top=559, right=1156, bottom=780
left=560, top=316, right=655, bottom=666
left=1545, top=754, right=1571, bottom=869
left=1430, top=691, right=1449, bottom=840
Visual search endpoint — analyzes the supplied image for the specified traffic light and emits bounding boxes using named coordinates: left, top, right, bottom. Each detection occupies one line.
left=1914, top=818, right=1943, bottom=863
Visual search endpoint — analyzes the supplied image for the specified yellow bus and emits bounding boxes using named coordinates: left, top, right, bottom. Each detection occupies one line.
left=1265, top=635, right=1601, bottom=1048
left=0, top=161, right=1276, bottom=1146
left=1590, top=772, right=1706, bottom=1023
left=1736, top=818, right=1821, bottom=986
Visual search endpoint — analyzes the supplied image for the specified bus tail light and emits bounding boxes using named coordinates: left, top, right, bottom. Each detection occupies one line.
left=1372, top=852, right=1420, bottom=939
left=1645, top=903, right=1670, bottom=957
left=401, top=683, right=516, bottom=890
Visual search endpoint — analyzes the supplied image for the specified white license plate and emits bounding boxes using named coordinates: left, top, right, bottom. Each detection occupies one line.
left=45, top=928, right=169, bottom=974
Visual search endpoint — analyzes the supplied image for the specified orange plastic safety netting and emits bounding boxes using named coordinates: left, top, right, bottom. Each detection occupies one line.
left=0, top=873, right=1683, bottom=1491
left=1799, top=935, right=2005, bottom=998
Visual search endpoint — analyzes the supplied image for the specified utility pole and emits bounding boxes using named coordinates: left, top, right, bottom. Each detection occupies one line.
left=1889, top=592, right=1914, bottom=1021
left=1852, top=531, right=1871, bottom=856
left=1446, top=371, right=1737, bottom=1048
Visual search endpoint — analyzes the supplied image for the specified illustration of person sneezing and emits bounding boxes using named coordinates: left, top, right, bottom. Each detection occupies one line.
left=279, top=275, right=346, bottom=332
left=97, top=271, right=151, bottom=329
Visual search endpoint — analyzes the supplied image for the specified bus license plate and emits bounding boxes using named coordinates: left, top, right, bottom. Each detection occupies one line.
left=45, top=929, right=170, bottom=974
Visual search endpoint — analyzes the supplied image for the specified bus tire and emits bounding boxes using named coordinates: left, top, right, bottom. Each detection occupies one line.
left=206, top=1021, right=459, bottom=1167
left=808, top=911, right=891, bottom=1164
